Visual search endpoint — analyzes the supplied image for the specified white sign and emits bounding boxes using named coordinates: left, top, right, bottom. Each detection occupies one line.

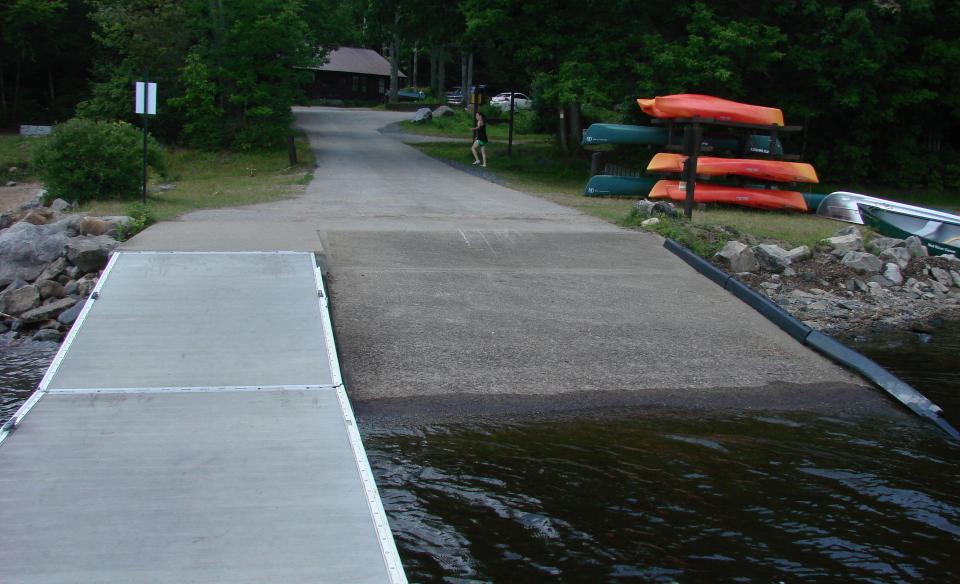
left=135, top=81, right=157, bottom=115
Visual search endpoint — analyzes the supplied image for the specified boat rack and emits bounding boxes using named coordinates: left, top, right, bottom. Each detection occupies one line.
left=651, top=117, right=806, bottom=218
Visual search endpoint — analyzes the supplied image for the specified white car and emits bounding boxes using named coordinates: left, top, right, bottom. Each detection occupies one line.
left=489, top=92, right=531, bottom=110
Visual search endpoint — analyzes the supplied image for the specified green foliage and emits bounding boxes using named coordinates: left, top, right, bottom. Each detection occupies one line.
left=34, top=118, right=166, bottom=204
left=113, top=202, right=156, bottom=241
left=167, top=52, right=224, bottom=149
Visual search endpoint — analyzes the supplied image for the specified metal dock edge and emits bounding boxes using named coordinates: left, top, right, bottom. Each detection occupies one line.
left=0, top=251, right=407, bottom=583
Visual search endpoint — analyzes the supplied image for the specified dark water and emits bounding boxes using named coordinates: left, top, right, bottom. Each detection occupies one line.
left=1, top=328, right=958, bottom=583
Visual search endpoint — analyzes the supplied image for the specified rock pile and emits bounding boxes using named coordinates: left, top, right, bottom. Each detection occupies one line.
left=713, top=226, right=960, bottom=337
left=0, top=198, right=131, bottom=343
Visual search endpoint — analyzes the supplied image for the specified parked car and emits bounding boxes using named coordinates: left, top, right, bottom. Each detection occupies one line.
left=446, top=87, right=463, bottom=105
left=489, top=92, right=532, bottom=110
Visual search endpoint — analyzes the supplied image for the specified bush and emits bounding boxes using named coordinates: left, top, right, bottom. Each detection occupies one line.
left=113, top=202, right=156, bottom=241
left=35, top=118, right=167, bottom=205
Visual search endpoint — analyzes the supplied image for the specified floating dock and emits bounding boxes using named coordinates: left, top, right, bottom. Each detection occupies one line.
left=0, top=251, right=406, bottom=583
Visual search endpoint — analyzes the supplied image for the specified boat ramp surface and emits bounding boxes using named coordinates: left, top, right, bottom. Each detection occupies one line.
left=0, top=251, right=406, bottom=583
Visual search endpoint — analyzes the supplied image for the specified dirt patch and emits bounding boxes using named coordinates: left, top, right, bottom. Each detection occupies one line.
left=0, top=182, right=41, bottom=213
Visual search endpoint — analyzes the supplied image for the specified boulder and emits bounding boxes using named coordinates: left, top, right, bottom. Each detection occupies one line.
left=820, top=232, right=864, bottom=256
left=640, top=217, right=660, bottom=227
left=0, top=212, right=13, bottom=230
left=66, top=235, right=118, bottom=273
left=64, top=280, right=78, bottom=295
left=754, top=244, right=793, bottom=273
left=56, top=300, right=84, bottom=325
left=432, top=105, right=455, bottom=117
left=931, top=267, right=953, bottom=288
left=866, top=236, right=905, bottom=255
left=101, top=216, right=132, bottom=236
left=38, top=257, right=68, bottom=281
left=412, top=108, right=433, bottom=123
left=786, top=245, right=811, bottom=263
left=49, top=198, right=72, bottom=212
left=76, top=274, right=99, bottom=297
left=951, top=270, right=960, bottom=288
left=0, top=222, right=70, bottom=288
left=841, top=251, right=883, bottom=274
left=904, top=236, right=928, bottom=258
left=31, top=328, right=62, bottom=343
left=879, top=247, right=911, bottom=270
left=19, top=297, right=77, bottom=324
left=0, top=284, right=40, bottom=316
left=714, top=241, right=759, bottom=273
left=634, top=199, right=656, bottom=217
left=833, top=225, right=861, bottom=237
left=882, top=263, right=903, bottom=285
left=79, top=216, right=109, bottom=236
left=21, top=208, right=54, bottom=225
left=868, top=274, right=894, bottom=288
left=46, top=215, right=84, bottom=237
left=35, top=279, right=66, bottom=300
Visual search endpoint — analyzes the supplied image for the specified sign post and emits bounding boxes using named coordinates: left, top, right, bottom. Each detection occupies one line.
left=135, top=80, right=157, bottom=205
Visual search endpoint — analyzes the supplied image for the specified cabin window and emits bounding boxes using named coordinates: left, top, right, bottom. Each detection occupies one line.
left=379, top=78, right=385, bottom=94
left=352, top=76, right=359, bottom=92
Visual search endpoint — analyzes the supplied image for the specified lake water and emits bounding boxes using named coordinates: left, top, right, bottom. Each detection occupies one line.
left=1, top=326, right=958, bottom=582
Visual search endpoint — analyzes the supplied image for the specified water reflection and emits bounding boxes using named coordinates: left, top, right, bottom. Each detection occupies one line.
left=364, top=413, right=959, bottom=582
left=0, top=335, right=56, bottom=419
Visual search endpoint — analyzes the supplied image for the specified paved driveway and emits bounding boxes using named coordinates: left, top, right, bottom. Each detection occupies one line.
left=127, top=107, right=891, bottom=419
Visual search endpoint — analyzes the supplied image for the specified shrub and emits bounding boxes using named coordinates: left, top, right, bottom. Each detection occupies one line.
left=113, top=202, right=156, bottom=242
left=35, top=118, right=167, bottom=205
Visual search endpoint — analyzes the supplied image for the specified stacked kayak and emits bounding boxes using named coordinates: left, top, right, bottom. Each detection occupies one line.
left=637, top=94, right=784, bottom=126
left=648, top=180, right=808, bottom=212
left=647, top=153, right=818, bottom=183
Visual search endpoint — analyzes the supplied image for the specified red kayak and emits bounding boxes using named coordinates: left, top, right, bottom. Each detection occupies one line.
left=637, top=94, right=785, bottom=126
left=647, top=153, right=818, bottom=183
left=648, top=180, right=808, bottom=212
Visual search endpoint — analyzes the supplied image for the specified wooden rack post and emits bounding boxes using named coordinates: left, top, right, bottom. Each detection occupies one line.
left=682, top=124, right=702, bottom=219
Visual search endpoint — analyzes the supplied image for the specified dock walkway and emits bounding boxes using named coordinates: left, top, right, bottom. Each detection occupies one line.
left=0, top=251, right=406, bottom=583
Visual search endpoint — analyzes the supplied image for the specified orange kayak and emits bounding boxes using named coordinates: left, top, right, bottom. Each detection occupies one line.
left=647, top=153, right=818, bottom=183
left=648, top=180, right=808, bottom=212
left=637, top=94, right=785, bottom=126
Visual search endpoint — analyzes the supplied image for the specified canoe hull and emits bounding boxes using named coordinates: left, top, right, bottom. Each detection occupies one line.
left=649, top=180, right=808, bottom=212
left=638, top=94, right=785, bottom=126
left=817, top=191, right=960, bottom=225
left=582, top=124, right=668, bottom=146
left=859, top=204, right=960, bottom=257
left=647, top=153, right=818, bottom=183
left=584, top=175, right=657, bottom=197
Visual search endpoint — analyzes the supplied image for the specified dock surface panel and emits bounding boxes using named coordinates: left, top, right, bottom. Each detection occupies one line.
left=0, top=252, right=404, bottom=583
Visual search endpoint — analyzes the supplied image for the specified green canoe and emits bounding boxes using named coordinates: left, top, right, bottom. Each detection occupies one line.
left=859, top=204, right=960, bottom=257
left=584, top=175, right=658, bottom=197
left=801, top=193, right=827, bottom=212
left=582, top=124, right=669, bottom=146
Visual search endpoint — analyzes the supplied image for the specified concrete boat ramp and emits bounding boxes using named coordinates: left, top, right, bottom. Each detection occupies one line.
left=0, top=251, right=406, bottom=583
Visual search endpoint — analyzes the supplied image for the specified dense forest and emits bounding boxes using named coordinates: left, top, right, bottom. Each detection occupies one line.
left=1, top=0, right=958, bottom=189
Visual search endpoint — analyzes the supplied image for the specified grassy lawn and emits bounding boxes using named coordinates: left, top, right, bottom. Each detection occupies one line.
left=77, top=135, right=315, bottom=221
left=0, top=134, right=47, bottom=181
left=412, top=139, right=897, bottom=250
left=400, top=109, right=550, bottom=142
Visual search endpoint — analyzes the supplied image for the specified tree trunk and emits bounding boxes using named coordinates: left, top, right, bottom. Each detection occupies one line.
left=568, top=102, right=581, bottom=147
left=437, top=53, right=445, bottom=101
left=0, top=61, right=7, bottom=120
left=388, top=9, right=400, bottom=103
left=48, top=67, right=56, bottom=114
left=558, top=104, right=568, bottom=151
left=429, top=50, right=437, bottom=97
left=460, top=52, right=467, bottom=105
left=412, top=44, right=419, bottom=88
left=13, top=59, right=21, bottom=119
left=465, top=52, right=474, bottom=111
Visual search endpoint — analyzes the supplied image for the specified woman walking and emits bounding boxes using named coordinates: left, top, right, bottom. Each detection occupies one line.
left=471, top=111, right=488, bottom=167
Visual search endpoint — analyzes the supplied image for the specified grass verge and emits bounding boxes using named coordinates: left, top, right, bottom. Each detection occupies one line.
left=0, top=134, right=47, bottom=182
left=411, top=140, right=884, bottom=251
left=400, top=110, right=549, bottom=142
left=78, top=134, right=315, bottom=221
